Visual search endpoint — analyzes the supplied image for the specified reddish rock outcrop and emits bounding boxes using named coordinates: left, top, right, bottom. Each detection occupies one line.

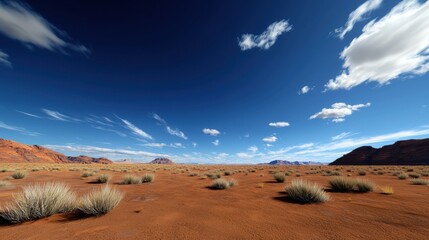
left=149, top=157, right=174, bottom=164
left=330, top=138, right=429, bottom=165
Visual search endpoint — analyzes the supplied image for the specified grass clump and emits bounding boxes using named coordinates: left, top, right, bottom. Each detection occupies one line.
left=380, top=186, right=394, bottom=195
left=285, top=179, right=329, bottom=203
left=11, top=171, right=27, bottom=179
left=397, top=173, right=408, bottom=180
left=78, top=185, right=123, bottom=216
left=355, top=179, right=375, bottom=192
left=273, top=172, right=286, bottom=183
left=329, top=177, right=356, bottom=192
left=0, top=182, right=76, bottom=223
left=358, top=170, right=366, bottom=176
left=120, top=175, right=142, bottom=185
left=0, top=181, right=10, bottom=188
left=96, top=174, right=111, bottom=183
left=410, top=179, right=429, bottom=185
left=142, top=174, right=155, bottom=183
left=81, top=172, right=93, bottom=178
left=211, top=178, right=237, bottom=190
left=408, top=173, right=421, bottom=179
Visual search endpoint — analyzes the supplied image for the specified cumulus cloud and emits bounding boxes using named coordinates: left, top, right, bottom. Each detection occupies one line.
left=326, top=0, right=429, bottom=90
left=117, top=117, right=153, bottom=140
left=238, top=20, right=292, bottom=50
left=335, top=0, right=383, bottom=39
left=262, top=136, right=277, bottom=143
left=203, top=128, right=220, bottom=136
left=212, top=139, right=220, bottom=146
left=42, top=109, right=80, bottom=122
left=0, top=49, right=11, bottom=67
left=0, top=1, right=88, bottom=54
left=0, top=121, right=40, bottom=136
left=309, top=102, right=370, bottom=122
left=269, top=122, right=290, bottom=128
left=299, top=85, right=312, bottom=95
left=248, top=145, right=258, bottom=153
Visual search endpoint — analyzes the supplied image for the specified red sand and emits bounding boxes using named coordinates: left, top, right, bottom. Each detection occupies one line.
left=0, top=164, right=428, bottom=240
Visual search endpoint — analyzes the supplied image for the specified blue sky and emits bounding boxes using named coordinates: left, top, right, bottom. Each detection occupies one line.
left=0, top=0, right=429, bottom=163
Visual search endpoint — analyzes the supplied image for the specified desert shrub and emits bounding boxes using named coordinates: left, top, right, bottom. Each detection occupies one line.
left=329, top=177, right=356, bottom=192
left=410, top=179, right=429, bottom=185
left=285, top=179, right=329, bottom=203
left=120, top=175, right=142, bottom=185
left=420, top=171, right=429, bottom=177
left=96, top=174, right=111, bottom=183
left=408, top=173, right=421, bottom=179
left=379, top=186, right=394, bottom=195
left=0, top=181, right=10, bottom=188
left=11, top=171, right=27, bottom=179
left=224, top=171, right=233, bottom=176
left=211, top=178, right=237, bottom=189
left=358, top=170, right=366, bottom=176
left=0, top=182, right=76, bottom=223
left=81, top=172, right=93, bottom=178
left=397, top=173, right=408, bottom=180
left=142, top=174, right=155, bottom=183
left=78, top=185, right=123, bottom=216
left=273, top=172, right=286, bottom=183
left=206, top=172, right=221, bottom=179
left=355, top=179, right=375, bottom=192
left=331, top=171, right=341, bottom=176
left=188, top=172, right=198, bottom=177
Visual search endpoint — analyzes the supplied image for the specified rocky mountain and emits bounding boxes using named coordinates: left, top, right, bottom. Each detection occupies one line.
left=261, top=160, right=324, bottom=165
left=0, top=138, right=112, bottom=164
left=149, top=157, right=174, bottom=164
left=330, top=138, right=429, bottom=165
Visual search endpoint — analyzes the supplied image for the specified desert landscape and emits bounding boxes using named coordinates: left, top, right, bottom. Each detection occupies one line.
left=0, top=163, right=428, bottom=239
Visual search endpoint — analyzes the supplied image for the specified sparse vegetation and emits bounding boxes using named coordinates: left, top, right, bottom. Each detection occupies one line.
left=0, top=181, right=10, bottom=188
left=355, top=179, right=375, bottom=192
left=273, top=172, right=286, bottom=183
left=120, top=175, right=142, bottom=184
left=11, top=171, right=27, bottom=179
left=284, top=179, right=329, bottom=203
left=408, top=173, right=421, bottom=179
left=358, top=170, right=366, bottom=176
left=78, top=185, right=123, bottom=216
left=329, top=177, right=356, bottom=192
left=142, top=173, right=155, bottom=183
left=397, top=173, right=408, bottom=179
left=96, top=174, right=111, bottom=183
left=211, top=178, right=237, bottom=189
left=410, top=179, right=429, bottom=185
left=0, top=182, right=76, bottom=223
left=81, top=172, right=93, bottom=178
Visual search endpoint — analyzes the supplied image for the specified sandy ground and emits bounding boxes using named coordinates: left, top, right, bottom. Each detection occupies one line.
left=0, top=164, right=428, bottom=240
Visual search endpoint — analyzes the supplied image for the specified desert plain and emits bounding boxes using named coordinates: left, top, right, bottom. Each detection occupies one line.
left=0, top=163, right=428, bottom=240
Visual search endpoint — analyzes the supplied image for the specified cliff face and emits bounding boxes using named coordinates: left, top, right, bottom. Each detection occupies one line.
left=0, top=138, right=112, bottom=164
left=330, top=139, right=429, bottom=165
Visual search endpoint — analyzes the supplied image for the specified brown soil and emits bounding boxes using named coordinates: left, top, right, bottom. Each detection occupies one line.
left=0, top=164, right=428, bottom=240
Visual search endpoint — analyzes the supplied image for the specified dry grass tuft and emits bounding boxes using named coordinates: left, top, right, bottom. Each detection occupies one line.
left=78, top=185, right=123, bottom=216
left=355, top=178, right=375, bottom=192
left=379, top=186, right=394, bottom=195
left=11, top=171, right=27, bottom=179
left=273, top=172, right=286, bottom=183
left=120, top=175, right=142, bottom=185
left=410, top=179, right=429, bottom=185
left=96, top=174, right=111, bottom=183
left=285, top=179, right=329, bottom=203
left=211, top=178, right=237, bottom=189
left=142, top=174, right=155, bottom=183
left=0, top=182, right=76, bottom=223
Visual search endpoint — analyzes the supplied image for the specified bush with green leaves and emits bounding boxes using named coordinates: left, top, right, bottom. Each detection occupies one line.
left=78, top=185, right=123, bottom=216
left=285, top=179, right=329, bottom=203
left=0, top=182, right=76, bottom=223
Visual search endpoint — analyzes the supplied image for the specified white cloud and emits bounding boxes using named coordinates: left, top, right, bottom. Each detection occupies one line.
left=326, top=0, right=429, bottom=90
left=152, top=113, right=166, bottom=125
left=309, top=102, right=370, bottom=122
left=0, top=49, right=11, bottom=67
left=238, top=20, right=292, bottom=50
left=140, top=143, right=167, bottom=148
left=212, top=139, right=220, bottom=146
left=269, top=122, right=290, bottom=128
left=42, top=109, right=80, bottom=122
left=16, top=110, right=40, bottom=118
left=299, top=85, right=312, bottom=95
left=0, top=1, right=88, bottom=54
left=118, top=117, right=153, bottom=140
left=332, top=132, right=357, bottom=141
left=192, top=142, right=197, bottom=147
left=263, top=136, right=277, bottom=143
left=248, top=145, right=258, bottom=153
left=171, top=142, right=185, bottom=148
left=335, top=0, right=383, bottom=39
left=203, top=128, right=220, bottom=136
left=93, top=126, right=126, bottom=137
left=244, top=133, right=250, bottom=138
left=44, top=144, right=167, bottom=160
left=236, top=152, right=253, bottom=158
left=166, top=126, right=188, bottom=140
left=0, top=121, right=40, bottom=136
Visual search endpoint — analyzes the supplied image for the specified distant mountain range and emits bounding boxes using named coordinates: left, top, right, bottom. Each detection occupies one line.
left=330, top=138, right=429, bottom=165
left=0, top=138, right=112, bottom=164
left=260, top=160, right=325, bottom=165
